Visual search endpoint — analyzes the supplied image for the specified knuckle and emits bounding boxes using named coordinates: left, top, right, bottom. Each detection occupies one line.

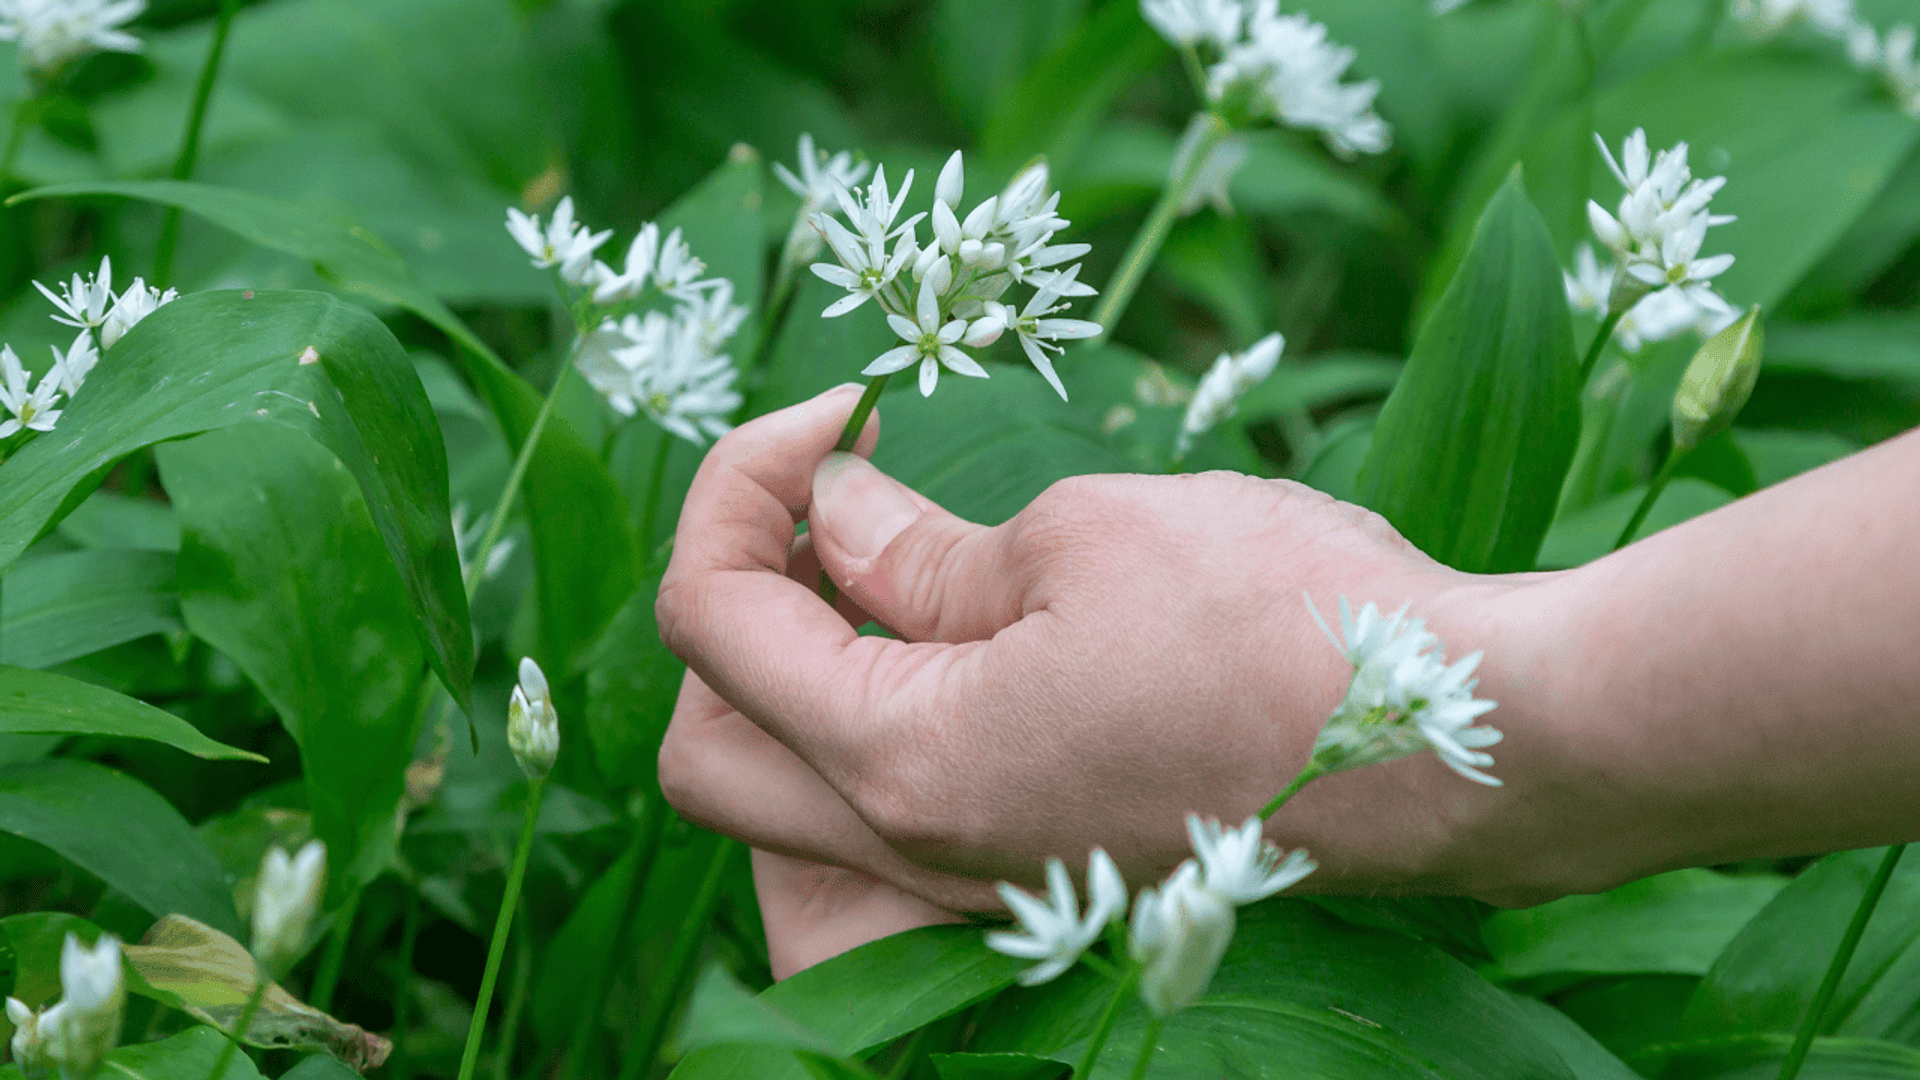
left=653, top=576, right=697, bottom=659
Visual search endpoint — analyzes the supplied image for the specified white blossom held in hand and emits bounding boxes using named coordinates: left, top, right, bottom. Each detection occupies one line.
left=986, top=849, right=1127, bottom=986
left=252, top=840, right=326, bottom=975
left=1174, top=332, right=1283, bottom=461
left=505, top=196, right=612, bottom=287
left=1306, top=595, right=1503, bottom=785
left=1129, top=862, right=1236, bottom=1017
left=0, top=0, right=145, bottom=79
left=0, top=345, right=63, bottom=438
left=99, top=277, right=173, bottom=350
left=1186, top=814, right=1315, bottom=904
left=508, top=656, right=559, bottom=780
left=864, top=273, right=987, bottom=398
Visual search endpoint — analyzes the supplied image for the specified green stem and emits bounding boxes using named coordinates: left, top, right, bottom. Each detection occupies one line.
left=1086, top=112, right=1230, bottom=339
left=154, top=0, right=241, bottom=289
left=615, top=837, right=736, bottom=1080
left=1777, top=845, right=1907, bottom=1080
left=456, top=778, right=547, bottom=1080
left=467, top=364, right=569, bottom=599
left=563, top=793, right=670, bottom=1080
left=1178, top=46, right=1208, bottom=98
left=1074, top=965, right=1142, bottom=1079
left=639, top=431, right=674, bottom=553
left=817, top=374, right=891, bottom=606
left=206, top=970, right=268, bottom=1080
left=492, top=904, right=535, bottom=1080
left=389, top=889, right=423, bottom=1080
left=1579, top=309, right=1625, bottom=385
left=1613, top=444, right=1687, bottom=550
left=1127, top=1017, right=1165, bottom=1080
left=308, top=886, right=360, bottom=1013
left=1258, top=762, right=1325, bottom=821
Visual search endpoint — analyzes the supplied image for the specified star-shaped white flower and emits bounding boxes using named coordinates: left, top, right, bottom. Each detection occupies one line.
left=33, top=256, right=114, bottom=331
left=1185, top=814, right=1316, bottom=905
left=1564, top=241, right=1614, bottom=317
left=1129, top=861, right=1235, bottom=1017
left=965, top=264, right=1101, bottom=401
left=49, top=329, right=97, bottom=396
left=1623, top=213, right=1736, bottom=309
left=0, top=0, right=146, bottom=76
left=773, top=132, right=872, bottom=213
left=0, top=345, right=63, bottom=438
left=100, top=276, right=174, bottom=350
left=986, top=849, right=1126, bottom=986
left=505, top=196, right=612, bottom=286
left=864, top=274, right=986, bottom=397
left=1175, top=331, right=1283, bottom=459
left=1140, top=0, right=1245, bottom=48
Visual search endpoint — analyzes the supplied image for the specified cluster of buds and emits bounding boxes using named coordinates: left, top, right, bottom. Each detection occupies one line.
left=505, top=199, right=746, bottom=445
left=6, top=933, right=125, bottom=1080
left=507, top=657, right=559, bottom=781
left=809, top=151, right=1099, bottom=399
left=1174, top=332, right=1283, bottom=461
left=1141, top=0, right=1391, bottom=160
left=0, top=0, right=144, bottom=82
left=251, top=840, right=327, bottom=978
left=1, top=257, right=175, bottom=444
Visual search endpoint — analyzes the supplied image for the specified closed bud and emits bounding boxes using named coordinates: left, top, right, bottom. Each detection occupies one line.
left=48, top=934, right=123, bottom=1080
left=252, top=840, right=327, bottom=976
left=1129, top=863, right=1235, bottom=1017
left=8, top=997, right=54, bottom=1079
left=1671, top=305, right=1762, bottom=452
left=508, top=657, right=559, bottom=780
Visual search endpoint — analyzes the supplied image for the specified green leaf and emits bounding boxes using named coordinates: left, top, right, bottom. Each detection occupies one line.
left=0, top=287, right=471, bottom=709
left=583, top=571, right=681, bottom=789
left=1, top=550, right=181, bottom=670
left=978, top=0, right=1165, bottom=174
left=0, top=919, right=15, bottom=1001
left=0, top=913, right=99, bottom=1013
left=1500, top=994, right=1643, bottom=1080
left=0, top=665, right=262, bottom=762
left=929, top=1053, right=1068, bottom=1080
left=1234, top=354, right=1404, bottom=421
left=0, top=759, right=241, bottom=935
left=277, top=1055, right=363, bottom=1080
left=1657, top=1034, right=1920, bottom=1080
left=680, top=964, right=841, bottom=1056
left=95, top=1027, right=267, bottom=1080
left=1537, top=479, right=1734, bottom=570
left=1356, top=171, right=1580, bottom=573
left=754, top=275, right=900, bottom=414
left=1765, top=313, right=1920, bottom=384
left=1483, top=869, right=1787, bottom=980
left=158, top=426, right=426, bottom=895
left=55, top=492, right=179, bottom=552
left=933, top=0, right=1084, bottom=133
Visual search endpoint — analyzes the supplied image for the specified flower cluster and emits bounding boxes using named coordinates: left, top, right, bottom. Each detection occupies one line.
left=1174, top=331, right=1283, bottom=461
left=1847, top=22, right=1920, bottom=117
left=506, top=198, right=747, bottom=445
left=252, top=840, right=326, bottom=976
left=1573, top=129, right=1739, bottom=350
left=0, top=0, right=144, bottom=81
left=773, top=133, right=871, bottom=268
left=1, top=257, right=174, bottom=443
left=1305, top=595, right=1502, bottom=785
left=808, top=151, right=1099, bottom=399
left=1142, top=0, right=1391, bottom=159
left=6, top=933, right=125, bottom=1080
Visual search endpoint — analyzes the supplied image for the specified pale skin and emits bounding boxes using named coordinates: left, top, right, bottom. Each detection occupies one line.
left=655, top=383, right=1920, bottom=979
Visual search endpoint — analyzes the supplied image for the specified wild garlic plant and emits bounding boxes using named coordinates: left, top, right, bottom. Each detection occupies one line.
left=6, top=933, right=125, bottom=1080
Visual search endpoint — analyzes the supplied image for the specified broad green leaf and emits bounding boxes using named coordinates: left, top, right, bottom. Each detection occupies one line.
left=0, top=665, right=262, bottom=762
left=679, top=964, right=840, bottom=1055
left=583, top=571, right=681, bottom=789
left=1483, top=869, right=1787, bottom=980
left=55, top=492, right=179, bottom=552
left=1157, top=214, right=1277, bottom=346
left=1657, top=1034, right=1920, bottom=1080
left=1, top=550, right=181, bottom=670
left=278, top=1056, right=362, bottom=1080
left=978, top=0, right=1165, bottom=175
left=1356, top=171, right=1580, bottom=573
left=1234, top=354, right=1404, bottom=421
left=1554, top=974, right=1698, bottom=1065
left=1766, top=314, right=1920, bottom=384
left=1735, top=429, right=1858, bottom=489
left=1537, top=479, right=1733, bottom=569
left=753, top=275, right=900, bottom=415
left=0, top=287, right=471, bottom=708
left=970, top=900, right=1575, bottom=1080
left=1302, top=420, right=1374, bottom=503
left=933, top=0, right=1084, bottom=133
left=10, top=180, right=637, bottom=678
left=670, top=926, right=1027, bottom=1080
left=1501, top=994, right=1643, bottom=1080
left=929, top=1053, right=1067, bottom=1080
left=125, top=915, right=391, bottom=1071
left=159, top=426, right=426, bottom=896
left=0, top=760, right=241, bottom=935
left=96, top=1026, right=264, bottom=1080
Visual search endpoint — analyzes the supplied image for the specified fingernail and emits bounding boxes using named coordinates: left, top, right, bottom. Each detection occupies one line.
left=813, top=452, right=920, bottom=570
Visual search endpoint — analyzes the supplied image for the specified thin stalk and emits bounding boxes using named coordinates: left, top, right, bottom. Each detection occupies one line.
left=638, top=432, right=674, bottom=552
left=1177, top=45, right=1208, bottom=98
left=206, top=971, right=268, bottom=1080
left=1613, top=444, right=1687, bottom=550
left=467, top=364, right=570, bottom=598
left=154, top=0, right=241, bottom=288
left=1074, top=965, right=1142, bottom=1079
left=1258, top=762, right=1325, bottom=821
left=615, top=838, right=736, bottom=1080
left=751, top=244, right=805, bottom=383
left=456, top=778, right=548, bottom=1080
left=818, top=374, right=891, bottom=605
left=493, top=904, right=535, bottom=1080
left=1086, top=113, right=1230, bottom=338
left=308, top=886, right=360, bottom=1013
left=1777, top=845, right=1908, bottom=1080
left=389, top=889, right=423, bottom=1080
left=563, top=793, right=671, bottom=1080
left=1579, top=309, right=1625, bottom=385
left=1127, top=1017, right=1165, bottom=1080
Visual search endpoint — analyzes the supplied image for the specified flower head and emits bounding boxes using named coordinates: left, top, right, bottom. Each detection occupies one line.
left=32, top=257, right=114, bottom=331
left=864, top=273, right=987, bottom=397
left=985, top=849, right=1127, bottom=986
left=505, top=196, right=612, bottom=286
left=508, top=656, right=559, bottom=780
left=43, top=932, right=123, bottom=1079
left=1174, top=332, right=1283, bottom=460
left=252, top=840, right=326, bottom=974
left=0, top=0, right=145, bottom=79
left=98, top=277, right=173, bottom=350
left=1185, top=814, right=1315, bottom=904
left=1129, top=862, right=1235, bottom=1017
left=8, top=996, right=54, bottom=1078
left=0, top=345, right=64, bottom=439
left=1203, top=4, right=1391, bottom=158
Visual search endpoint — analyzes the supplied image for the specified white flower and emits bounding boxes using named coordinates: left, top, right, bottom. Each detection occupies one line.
left=590, top=224, right=708, bottom=304
left=98, top=277, right=172, bottom=350
left=32, top=256, right=114, bottom=331
left=1730, top=0, right=1857, bottom=38
left=252, top=840, right=325, bottom=973
left=0, top=345, right=63, bottom=438
left=45, top=932, right=123, bottom=1079
left=1615, top=286, right=1711, bottom=353
left=1185, top=814, right=1315, bottom=904
left=1207, top=5, right=1391, bottom=158
left=965, top=264, right=1101, bottom=401
left=1622, top=213, right=1736, bottom=308
left=0, top=0, right=145, bottom=78
left=1129, top=862, right=1235, bottom=1017
left=809, top=209, right=915, bottom=318
left=1305, top=595, right=1503, bottom=785
left=49, top=329, right=96, bottom=397
left=1140, top=0, right=1244, bottom=49
left=986, top=849, right=1126, bottom=986
left=1174, top=331, right=1283, bottom=460
left=1173, top=116, right=1250, bottom=216
left=1563, top=241, right=1614, bottom=317
left=578, top=281, right=747, bottom=445
left=8, top=996, right=53, bottom=1078
left=773, top=133, right=871, bottom=214
left=505, top=196, right=612, bottom=286
left=508, top=656, right=559, bottom=780
left=1587, top=129, right=1736, bottom=302
left=864, top=274, right=987, bottom=397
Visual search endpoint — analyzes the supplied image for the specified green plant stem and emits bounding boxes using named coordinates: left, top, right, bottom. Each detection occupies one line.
left=1613, top=444, right=1687, bottom=550
left=456, top=777, right=547, bottom=1080
left=1086, top=112, right=1229, bottom=338
left=390, top=889, right=423, bottom=1080
left=206, top=970, right=268, bottom=1080
left=817, top=374, right=891, bottom=605
left=1257, top=762, right=1324, bottom=821
left=639, top=431, right=674, bottom=552
left=1777, top=845, right=1908, bottom=1080
left=493, top=904, right=535, bottom=1080
left=1127, top=1017, right=1165, bottom=1080
left=308, top=886, right=360, bottom=1013
left=467, top=365, right=569, bottom=598
left=1579, top=309, right=1625, bottom=385
left=154, top=0, right=241, bottom=288
left=1074, top=964, right=1142, bottom=1079
left=563, top=792, right=670, bottom=1080
left=616, top=837, right=737, bottom=1080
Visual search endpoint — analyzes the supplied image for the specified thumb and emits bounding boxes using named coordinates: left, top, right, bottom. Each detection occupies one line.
left=809, top=452, right=1029, bottom=642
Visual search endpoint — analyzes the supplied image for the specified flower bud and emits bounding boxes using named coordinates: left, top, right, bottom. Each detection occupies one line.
left=8, top=997, right=54, bottom=1079
left=508, top=657, right=559, bottom=780
left=1129, top=863, right=1235, bottom=1017
left=48, top=934, right=123, bottom=1080
left=253, top=840, right=327, bottom=976
left=1671, top=305, right=1762, bottom=452
left=934, top=150, right=965, bottom=211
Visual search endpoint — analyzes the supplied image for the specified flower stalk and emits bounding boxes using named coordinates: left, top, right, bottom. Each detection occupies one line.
left=1073, top=963, right=1141, bottom=1079
left=1086, top=112, right=1229, bottom=338
left=1127, top=1018, right=1165, bottom=1080
left=205, top=978, right=267, bottom=1080
left=455, top=776, right=546, bottom=1080
left=154, top=0, right=241, bottom=288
